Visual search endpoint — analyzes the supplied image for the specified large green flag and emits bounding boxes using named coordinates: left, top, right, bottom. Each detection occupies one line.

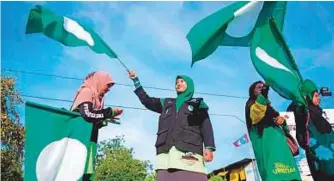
left=187, top=1, right=286, bottom=65
left=25, top=101, right=94, bottom=181
left=250, top=18, right=305, bottom=105
left=26, top=5, right=118, bottom=58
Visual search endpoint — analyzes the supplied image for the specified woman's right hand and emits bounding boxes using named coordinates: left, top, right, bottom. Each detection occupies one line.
left=274, top=116, right=285, bottom=125
left=128, top=70, right=137, bottom=80
left=204, top=149, right=214, bottom=162
left=112, top=108, right=123, bottom=117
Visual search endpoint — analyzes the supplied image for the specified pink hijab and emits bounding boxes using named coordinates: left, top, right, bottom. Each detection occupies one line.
left=71, top=71, right=114, bottom=111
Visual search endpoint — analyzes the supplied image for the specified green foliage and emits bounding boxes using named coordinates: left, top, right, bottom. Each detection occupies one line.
left=1, top=76, right=24, bottom=181
left=94, top=135, right=153, bottom=181
left=144, top=172, right=157, bottom=181
left=209, top=175, right=226, bottom=181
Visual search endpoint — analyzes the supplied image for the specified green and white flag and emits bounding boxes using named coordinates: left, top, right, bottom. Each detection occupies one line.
left=250, top=18, right=305, bottom=105
left=187, top=1, right=286, bottom=65
left=26, top=5, right=118, bottom=58
left=25, top=101, right=94, bottom=181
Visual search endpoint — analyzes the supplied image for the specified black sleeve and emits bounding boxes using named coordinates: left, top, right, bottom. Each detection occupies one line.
left=78, top=102, right=113, bottom=123
left=288, top=103, right=309, bottom=149
left=134, top=86, right=163, bottom=114
left=199, top=108, right=216, bottom=151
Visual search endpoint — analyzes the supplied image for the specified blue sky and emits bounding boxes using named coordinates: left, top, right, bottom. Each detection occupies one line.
left=2, top=1, right=334, bottom=173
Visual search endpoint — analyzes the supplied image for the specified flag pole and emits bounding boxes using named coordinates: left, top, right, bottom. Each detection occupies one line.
left=116, top=57, right=130, bottom=72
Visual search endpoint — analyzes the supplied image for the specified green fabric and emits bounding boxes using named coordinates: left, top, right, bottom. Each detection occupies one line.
left=249, top=126, right=301, bottom=181
left=175, top=75, right=194, bottom=111
left=186, top=1, right=287, bottom=65
left=160, top=75, right=207, bottom=110
left=111, top=108, right=115, bottom=117
left=205, top=146, right=216, bottom=152
left=84, top=142, right=97, bottom=174
left=83, top=142, right=97, bottom=181
left=281, top=122, right=290, bottom=133
left=250, top=18, right=306, bottom=106
left=186, top=1, right=248, bottom=64
left=26, top=5, right=117, bottom=58
left=25, top=101, right=94, bottom=181
left=133, top=77, right=141, bottom=89
left=307, top=116, right=334, bottom=176
left=300, top=79, right=318, bottom=103
left=160, top=99, right=165, bottom=107
left=199, top=100, right=208, bottom=109
left=256, top=94, right=269, bottom=105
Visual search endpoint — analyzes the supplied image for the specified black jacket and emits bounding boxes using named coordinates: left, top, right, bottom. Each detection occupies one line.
left=135, top=86, right=215, bottom=155
left=77, top=102, right=113, bottom=142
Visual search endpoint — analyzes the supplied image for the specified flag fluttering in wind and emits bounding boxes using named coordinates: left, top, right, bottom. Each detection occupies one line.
left=26, top=5, right=118, bottom=59
left=187, top=1, right=286, bottom=65
left=250, top=18, right=305, bottom=105
left=187, top=1, right=306, bottom=105
left=25, top=101, right=94, bottom=181
left=233, top=133, right=249, bottom=147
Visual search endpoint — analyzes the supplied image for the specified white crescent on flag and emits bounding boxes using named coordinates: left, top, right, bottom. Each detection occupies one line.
left=63, top=17, right=95, bottom=46
left=36, top=138, right=87, bottom=181
left=255, top=47, right=293, bottom=74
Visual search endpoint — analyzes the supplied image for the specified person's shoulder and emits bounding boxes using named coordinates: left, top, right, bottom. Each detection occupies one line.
left=188, top=98, right=208, bottom=109
left=188, top=98, right=203, bottom=103
left=287, top=102, right=296, bottom=111
left=76, top=87, right=94, bottom=102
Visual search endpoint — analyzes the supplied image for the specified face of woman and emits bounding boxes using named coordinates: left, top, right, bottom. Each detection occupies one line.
left=254, top=83, right=264, bottom=97
left=100, top=83, right=114, bottom=96
left=175, top=78, right=187, bottom=93
left=312, top=91, right=321, bottom=106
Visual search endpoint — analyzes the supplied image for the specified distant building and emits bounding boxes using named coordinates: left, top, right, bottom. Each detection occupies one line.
left=208, top=158, right=261, bottom=181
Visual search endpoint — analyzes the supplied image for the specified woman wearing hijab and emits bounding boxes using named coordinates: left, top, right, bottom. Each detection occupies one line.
left=288, top=79, right=334, bottom=181
left=128, top=70, right=215, bottom=181
left=71, top=71, right=123, bottom=181
left=245, top=81, right=301, bottom=181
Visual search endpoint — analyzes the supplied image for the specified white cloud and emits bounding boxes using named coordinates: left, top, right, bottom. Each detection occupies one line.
left=196, top=58, right=238, bottom=78
left=292, top=40, right=334, bottom=73
left=125, top=4, right=191, bottom=59
left=24, top=1, right=47, bottom=6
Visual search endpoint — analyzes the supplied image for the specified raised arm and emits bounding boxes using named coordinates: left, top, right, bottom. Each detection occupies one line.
left=129, top=70, right=163, bottom=114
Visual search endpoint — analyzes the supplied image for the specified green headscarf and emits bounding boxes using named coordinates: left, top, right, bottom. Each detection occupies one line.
left=175, top=75, right=195, bottom=111
left=300, top=79, right=318, bottom=104
left=175, top=75, right=208, bottom=111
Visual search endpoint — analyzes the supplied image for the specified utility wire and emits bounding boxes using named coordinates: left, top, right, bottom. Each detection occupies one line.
left=3, top=68, right=248, bottom=99
left=21, top=94, right=245, bottom=123
left=21, top=94, right=148, bottom=111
